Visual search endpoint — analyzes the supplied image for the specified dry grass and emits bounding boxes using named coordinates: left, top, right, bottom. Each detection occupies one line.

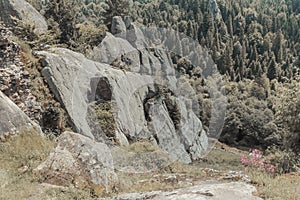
left=113, top=141, right=244, bottom=195
left=0, top=128, right=95, bottom=200
left=113, top=143, right=300, bottom=200
left=248, top=170, right=300, bottom=200
left=0, top=128, right=53, bottom=199
left=115, top=161, right=207, bottom=195
left=121, top=141, right=161, bottom=153
left=194, top=142, right=245, bottom=171
left=1, top=132, right=298, bottom=200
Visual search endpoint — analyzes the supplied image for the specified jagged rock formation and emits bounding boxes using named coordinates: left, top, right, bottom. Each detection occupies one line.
left=111, top=16, right=127, bottom=38
left=89, top=32, right=140, bottom=72
left=0, top=91, right=41, bottom=141
left=39, top=43, right=208, bottom=163
left=34, top=131, right=117, bottom=191
left=0, top=0, right=47, bottom=34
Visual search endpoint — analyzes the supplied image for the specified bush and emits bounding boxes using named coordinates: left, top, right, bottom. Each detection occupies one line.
left=274, top=79, right=300, bottom=171
left=241, top=149, right=275, bottom=174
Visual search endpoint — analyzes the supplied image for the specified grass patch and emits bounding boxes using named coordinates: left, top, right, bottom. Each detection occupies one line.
left=36, top=185, right=94, bottom=200
left=89, top=101, right=116, bottom=139
left=1, top=131, right=298, bottom=200
left=248, top=170, right=300, bottom=200
left=121, top=141, right=161, bottom=153
left=0, top=128, right=53, bottom=199
left=0, top=128, right=53, bottom=168
left=112, top=141, right=246, bottom=195
left=0, top=128, right=95, bottom=199
left=195, top=142, right=245, bottom=171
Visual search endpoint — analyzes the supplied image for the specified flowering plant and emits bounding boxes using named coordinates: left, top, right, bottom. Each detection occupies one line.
left=241, top=149, right=275, bottom=174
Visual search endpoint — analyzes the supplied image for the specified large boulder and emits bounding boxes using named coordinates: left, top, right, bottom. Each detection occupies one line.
left=39, top=47, right=208, bottom=164
left=88, top=32, right=141, bottom=72
left=0, top=91, right=41, bottom=141
left=34, top=131, right=117, bottom=193
left=0, top=0, right=47, bottom=34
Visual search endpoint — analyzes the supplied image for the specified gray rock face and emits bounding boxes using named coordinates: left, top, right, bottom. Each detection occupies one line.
left=34, top=131, right=117, bottom=190
left=146, top=99, right=194, bottom=163
left=0, top=91, right=41, bottom=141
left=89, top=32, right=141, bottom=72
left=40, top=47, right=208, bottom=163
left=89, top=30, right=174, bottom=78
left=98, top=181, right=263, bottom=200
left=126, top=23, right=147, bottom=49
left=111, top=16, right=127, bottom=38
left=0, top=0, right=47, bottom=34
left=39, top=26, right=208, bottom=164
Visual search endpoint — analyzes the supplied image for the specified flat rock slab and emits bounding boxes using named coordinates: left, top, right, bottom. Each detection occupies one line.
left=99, top=181, right=262, bottom=200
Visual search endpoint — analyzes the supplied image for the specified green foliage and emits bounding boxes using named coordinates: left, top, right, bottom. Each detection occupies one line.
left=12, top=0, right=300, bottom=174
left=89, top=101, right=116, bottom=140
left=267, top=146, right=300, bottom=173
left=220, top=80, right=279, bottom=148
left=103, top=0, right=132, bottom=28
left=133, top=0, right=300, bottom=82
left=275, top=79, right=300, bottom=154
left=44, top=0, right=78, bottom=46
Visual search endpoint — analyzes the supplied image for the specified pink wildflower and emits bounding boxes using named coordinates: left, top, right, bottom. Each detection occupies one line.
left=252, top=149, right=262, bottom=159
left=268, top=165, right=275, bottom=173
left=258, top=160, right=265, bottom=169
left=241, top=154, right=249, bottom=164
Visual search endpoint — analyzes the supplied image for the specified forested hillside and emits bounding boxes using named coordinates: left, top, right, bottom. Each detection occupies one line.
left=130, top=0, right=300, bottom=165
left=10, top=0, right=300, bottom=171
left=1, top=0, right=300, bottom=199
left=133, top=0, right=300, bottom=81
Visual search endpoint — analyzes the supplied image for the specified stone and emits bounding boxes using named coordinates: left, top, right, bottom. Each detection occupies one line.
left=98, top=181, right=263, bottom=200
left=126, top=23, right=147, bottom=49
left=0, top=0, right=47, bottom=34
left=146, top=100, right=192, bottom=163
left=0, top=91, right=42, bottom=139
left=39, top=46, right=208, bottom=163
left=34, top=131, right=117, bottom=191
left=111, top=16, right=126, bottom=38
left=88, top=32, right=141, bottom=72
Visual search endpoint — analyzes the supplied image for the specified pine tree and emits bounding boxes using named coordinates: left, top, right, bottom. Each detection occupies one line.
left=103, top=0, right=132, bottom=29
left=273, top=29, right=284, bottom=63
left=267, top=55, right=280, bottom=80
left=44, top=0, right=78, bottom=45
